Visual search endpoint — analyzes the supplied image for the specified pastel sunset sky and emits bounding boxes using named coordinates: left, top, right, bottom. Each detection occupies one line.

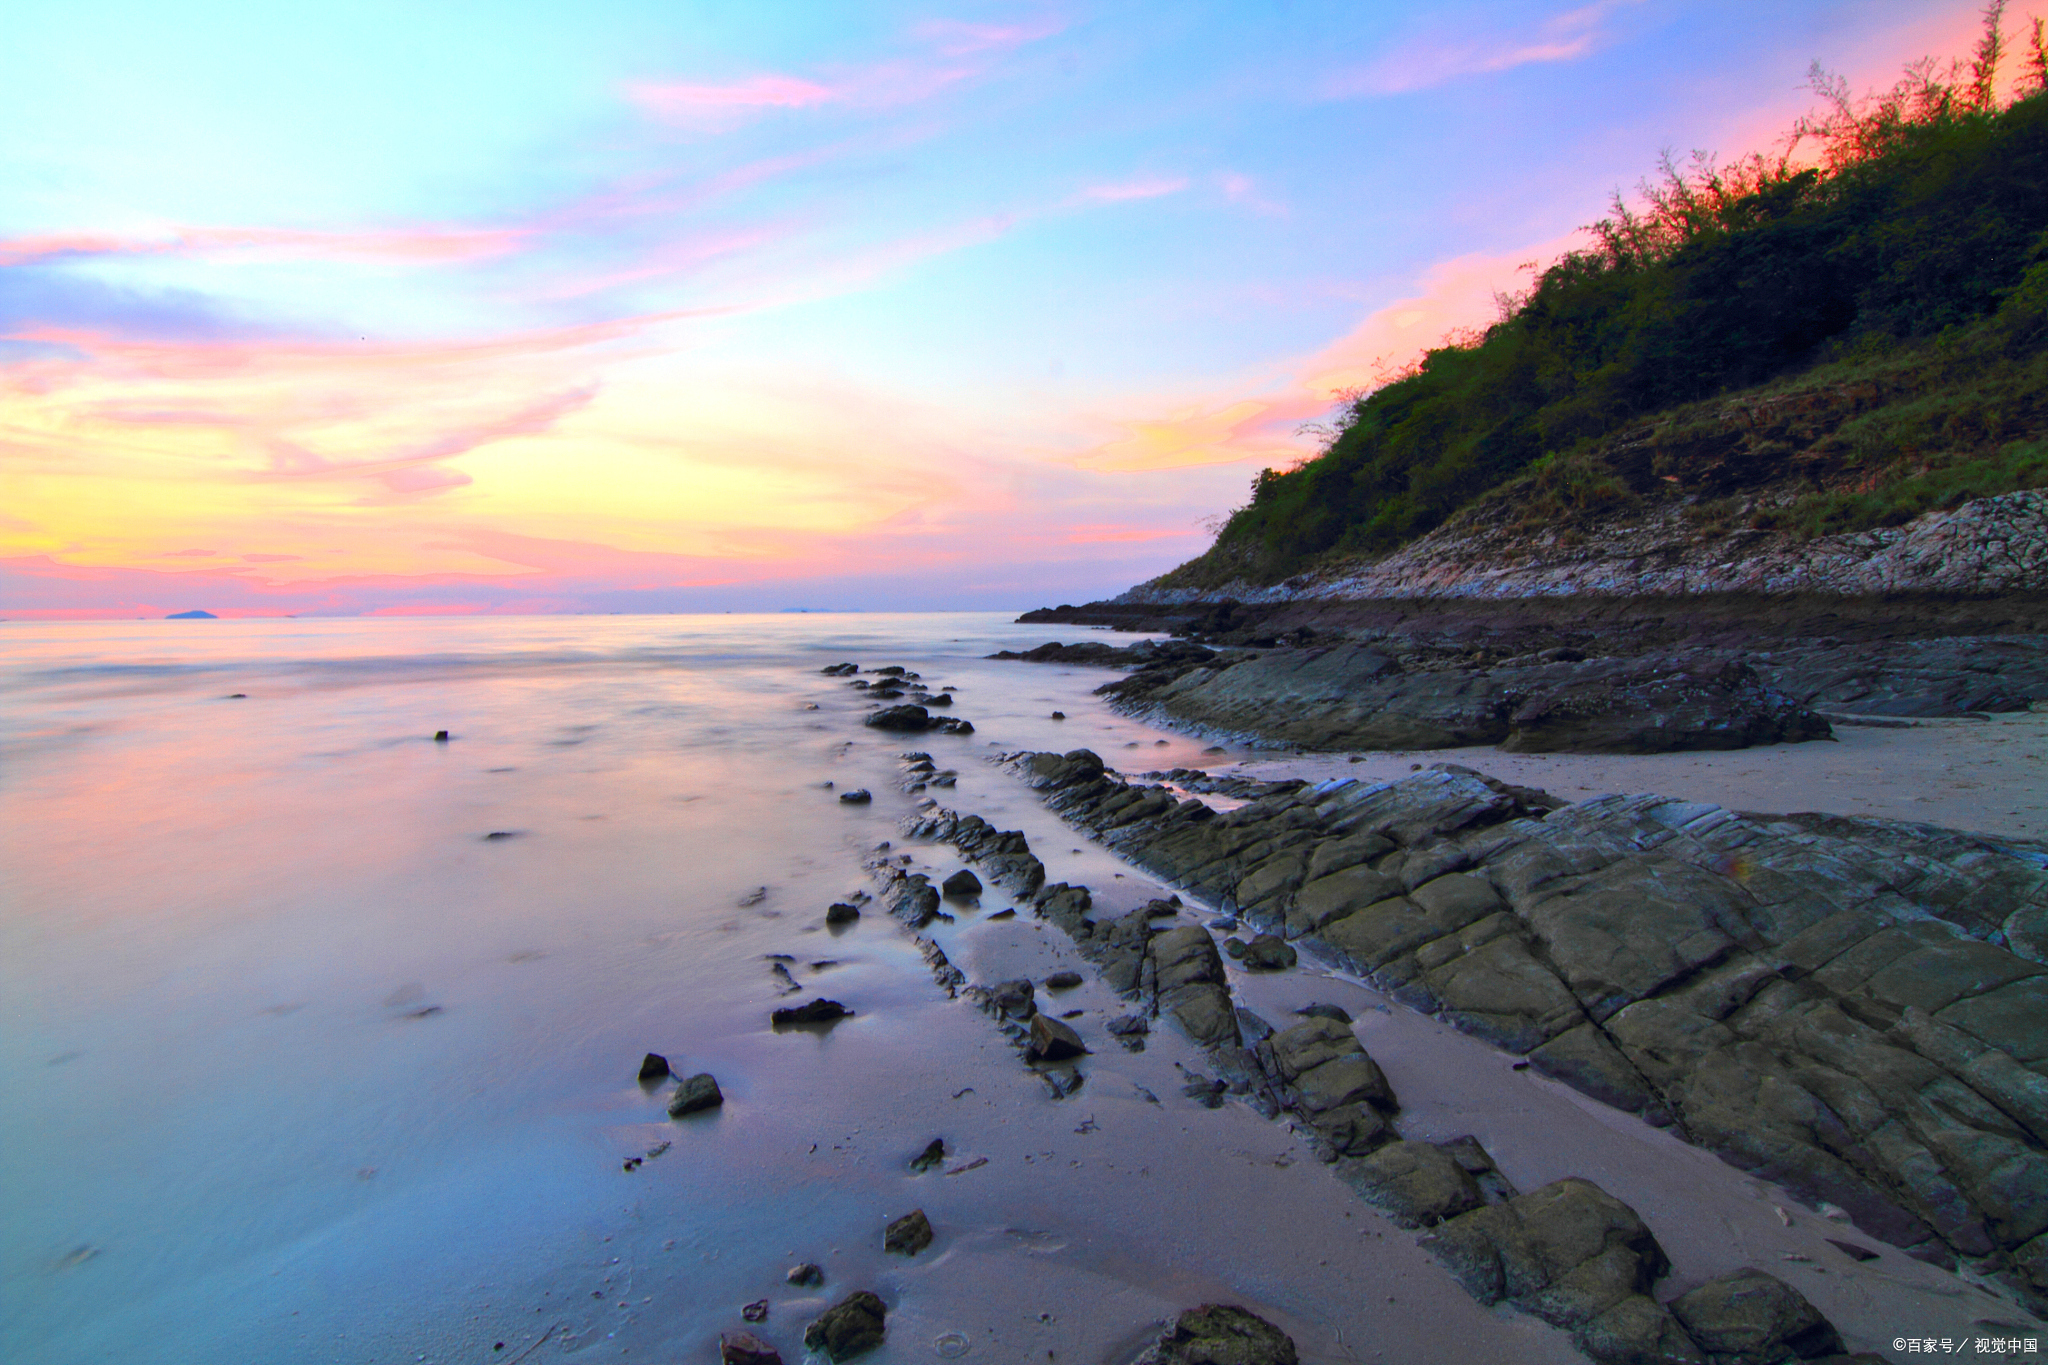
left=1, top=0, right=2031, bottom=616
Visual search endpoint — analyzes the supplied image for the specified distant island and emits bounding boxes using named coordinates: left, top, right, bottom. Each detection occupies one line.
left=165, top=610, right=218, bottom=619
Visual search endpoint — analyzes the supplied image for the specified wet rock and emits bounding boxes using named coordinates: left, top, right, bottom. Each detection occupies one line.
left=787, top=1262, right=824, bottom=1287
left=909, top=1138, right=946, bottom=1173
left=1107, top=1014, right=1151, bottom=1052
left=1045, top=970, right=1084, bottom=989
left=804, top=1291, right=887, bottom=1360
left=742, top=1299, right=769, bottom=1323
left=884, top=1208, right=933, bottom=1255
left=667, top=1073, right=723, bottom=1117
left=838, top=789, right=873, bottom=804
left=1224, top=936, right=1247, bottom=959
left=973, top=978, right=1036, bottom=1020
left=1341, top=1140, right=1485, bottom=1227
left=637, top=1052, right=671, bottom=1082
left=1133, top=1303, right=1299, bottom=1365
left=1668, top=1268, right=1843, bottom=1364
left=826, top=902, right=861, bottom=924
left=1027, top=1013, right=1088, bottom=1062
left=1423, top=1177, right=1689, bottom=1362
left=1241, top=935, right=1297, bottom=971
left=820, top=662, right=858, bottom=675
left=941, top=869, right=982, bottom=897
left=720, top=1329, right=783, bottom=1365
left=1051, top=710, right=1066, bottom=719
left=865, top=704, right=931, bottom=731
left=1295, top=1003, right=1353, bottom=1024
left=772, top=999, right=853, bottom=1027
left=433, top=730, right=450, bottom=742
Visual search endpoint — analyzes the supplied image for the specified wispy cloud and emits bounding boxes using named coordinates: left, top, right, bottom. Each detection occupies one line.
left=1078, top=177, right=1190, bottom=204
left=1331, top=0, right=1643, bottom=97
left=0, top=224, right=531, bottom=269
left=622, top=74, right=837, bottom=117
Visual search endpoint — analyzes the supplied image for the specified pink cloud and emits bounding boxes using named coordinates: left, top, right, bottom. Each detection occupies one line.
left=912, top=17, right=1066, bottom=58
left=1331, top=0, right=1643, bottom=97
left=241, top=553, right=303, bottom=563
left=623, top=74, right=838, bottom=117
left=0, top=224, right=532, bottom=268
left=1079, top=177, right=1190, bottom=204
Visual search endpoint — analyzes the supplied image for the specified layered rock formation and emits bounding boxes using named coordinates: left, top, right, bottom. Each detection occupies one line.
left=983, top=750, right=2048, bottom=1312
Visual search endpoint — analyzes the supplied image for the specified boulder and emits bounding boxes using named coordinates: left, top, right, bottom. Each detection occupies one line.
left=1423, top=1178, right=1673, bottom=1329
left=825, top=902, right=861, bottom=924
left=667, top=1073, right=723, bottom=1117
left=1134, top=1304, right=1298, bottom=1365
left=838, top=789, right=873, bottom=804
left=1340, top=1140, right=1484, bottom=1227
left=1027, top=1013, right=1088, bottom=1062
left=637, top=1052, right=670, bottom=1082
left=1241, top=935, right=1297, bottom=971
left=720, top=1329, right=783, bottom=1365
left=1667, top=1268, right=1843, bottom=1364
left=787, top=1262, right=824, bottom=1286
left=1045, top=970, right=1084, bottom=989
left=941, top=869, right=982, bottom=897
left=772, top=999, right=852, bottom=1027
left=804, top=1291, right=887, bottom=1361
left=865, top=705, right=931, bottom=731
left=884, top=1208, right=933, bottom=1255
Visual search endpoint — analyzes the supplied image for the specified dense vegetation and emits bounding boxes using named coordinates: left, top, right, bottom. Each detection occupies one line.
left=1181, top=9, right=2048, bottom=587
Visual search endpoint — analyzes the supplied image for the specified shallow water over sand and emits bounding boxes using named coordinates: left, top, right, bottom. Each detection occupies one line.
left=1, top=614, right=2016, bottom=1363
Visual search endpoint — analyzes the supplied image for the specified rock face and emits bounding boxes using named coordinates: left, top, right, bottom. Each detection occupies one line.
left=994, top=747, right=2048, bottom=1310
left=1116, top=488, right=2048, bottom=603
left=1099, top=643, right=1829, bottom=754
left=1133, top=1304, right=1299, bottom=1365
left=1668, top=1268, right=1844, bottom=1364
left=804, top=1291, right=886, bottom=1361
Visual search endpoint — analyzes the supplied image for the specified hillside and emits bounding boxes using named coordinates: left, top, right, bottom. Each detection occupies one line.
left=1151, top=25, right=2048, bottom=596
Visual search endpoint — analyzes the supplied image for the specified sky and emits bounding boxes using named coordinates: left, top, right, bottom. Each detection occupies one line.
left=0, top=0, right=2035, bottom=617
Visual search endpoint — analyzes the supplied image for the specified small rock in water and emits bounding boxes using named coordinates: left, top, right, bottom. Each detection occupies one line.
left=742, top=1299, right=769, bottom=1323
left=1202, top=745, right=1226, bottom=754
left=482, top=830, right=521, bottom=841
left=884, top=1209, right=934, bottom=1256
left=825, top=902, right=861, bottom=924
left=941, top=869, right=982, bottom=897
left=720, top=1329, right=783, bottom=1365
left=433, top=730, right=450, bottom=742
left=805, top=1291, right=887, bottom=1361
left=909, top=1138, right=947, bottom=1173
left=772, top=998, right=852, bottom=1027
left=1050, top=711, right=1066, bottom=720
left=1044, top=969, right=1084, bottom=991
left=1135, top=1304, right=1298, bottom=1365
left=737, top=886, right=768, bottom=907
left=1240, top=935, right=1297, bottom=971
left=668, top=1073, right=724, bottom=1117
left=1295, top=1003, right=1353, bottom=1024
left=637, top=1052, right=671, bottom=1082
left=820, top=662, right=858, bottom=675
left=1026, top=1013, right=1088, bottom=1062
left=787, top=1262, right=824, bottom=1287
left=838, top=789, right=873, bottom=804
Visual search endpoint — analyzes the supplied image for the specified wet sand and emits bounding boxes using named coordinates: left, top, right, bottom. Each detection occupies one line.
left=1208, top=712, right=2048, bottom=844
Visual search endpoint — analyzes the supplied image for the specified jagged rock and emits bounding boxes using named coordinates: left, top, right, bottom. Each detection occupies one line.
left=1133, top=1304, right=1298, bottom=1365
left=1340, top=1140, right=1484, bottom=1227
left=1027, top=1013, right=1088, bottom=1061
left=825, top=902, right=861, bottom=924
left=884, top=1209, right=933, bottom=1255
left=804, top=1291, right=887, bottom=1360
left=1423, top=1178, right=1690, bottom=1364
left=772, top=999, right=852, bottom=1027
left=667, top=1073, right=723, bottom=1117
left=1667, top=1268, right=1843, bottom=1364
left=838, top=789, right=873, bottom=804
left=637, top=1052, right=670, bottom=1082
left=941, top=869, right=982, bottom=897
left=720, top=1329, right=783, bottom=1365
left=909, top=1138, right=946, bottom=1172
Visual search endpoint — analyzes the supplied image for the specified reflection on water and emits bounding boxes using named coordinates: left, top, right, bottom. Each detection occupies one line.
left=1, top=614, right=1073, bottom=1361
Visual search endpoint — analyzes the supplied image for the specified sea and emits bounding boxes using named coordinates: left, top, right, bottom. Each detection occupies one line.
left=0, top=614, right=1997, bottom=1364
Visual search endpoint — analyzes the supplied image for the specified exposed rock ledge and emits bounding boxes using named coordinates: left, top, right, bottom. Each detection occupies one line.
left=1121, top=489, right=2048, bottom=605
left=993, top=749, right=2048, bottom=1313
